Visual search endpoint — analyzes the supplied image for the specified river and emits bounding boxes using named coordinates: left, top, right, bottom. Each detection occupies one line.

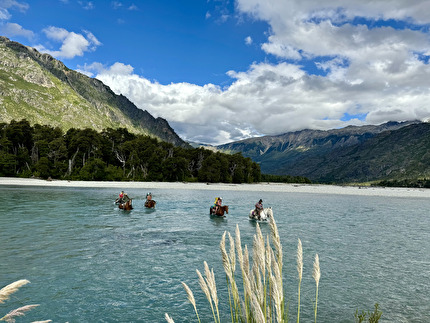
left=0, top=184, right=429, bottom=322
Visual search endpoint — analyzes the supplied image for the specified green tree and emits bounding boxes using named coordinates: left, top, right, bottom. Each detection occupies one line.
left=35, top=156, right=51, bottom=179
left=198, top=154, right=222, bottom=183
left=0, top=152, right=16, bottom=176
left=5, top=119, right=33, bottom=153
left=79, top=158, right=107, bottom=180
left=162, top=156, right=189, bottom=181
left=65, top=128, right=103, bottom=175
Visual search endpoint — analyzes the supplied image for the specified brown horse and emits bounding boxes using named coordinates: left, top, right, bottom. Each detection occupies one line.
left=144, top=200, right=156, bottom=208
left=210, top=205, right=229, bottom=217
left=119, top=199, right=133, bottom=211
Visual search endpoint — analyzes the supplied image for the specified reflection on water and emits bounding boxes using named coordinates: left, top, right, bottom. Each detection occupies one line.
left=0, top=185, right=429, bottom=322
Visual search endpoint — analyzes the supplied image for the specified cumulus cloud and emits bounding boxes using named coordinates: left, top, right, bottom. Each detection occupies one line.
left=79, top=1, right=95, bottom=10
left=0, top=8, right=11, bottom=20
left=83, top=0, right=430, bottom=145
left=128, top=4, right=138, bottom=11
left=35, top=26, right=101, bottom=59
left=0, top=0, right=29, bottom=14
left=111, top=1, right=123, bottom=9
left=0, top=0, right=29, bottom=21
left=0, top=22, right=33, bottom=39
left=92, top=56, right=430, bottom=144
left=0, top=1, right=32, bottom=39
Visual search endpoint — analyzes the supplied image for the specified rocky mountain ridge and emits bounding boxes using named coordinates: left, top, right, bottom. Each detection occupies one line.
left=218, top=120, right=430, bottom=183
left=0, top=36, right=188, bottom=147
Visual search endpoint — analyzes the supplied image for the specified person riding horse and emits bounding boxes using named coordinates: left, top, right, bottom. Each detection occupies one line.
left=116, top=191, right=130, bottom=204
left=116, top=191, right=132, bottom=210
left=214, top=197, right=222, bottom=213
left=255, top=199, right=263, bottom=220
left=145, top=192, right=156, bottom=208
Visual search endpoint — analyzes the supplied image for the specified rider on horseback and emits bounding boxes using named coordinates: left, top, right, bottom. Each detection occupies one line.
left=146, top=192, right=153, bottom=201
left=116, top=191, right=128, bottom=204
left=119, top=191, right=124, bottom=203
left=214, top=197, right=222, bottom=213
left=122, top=192, right=130, bottom=203
left=255, top=199, right=263, bottom=220
left=145, top=192, right=156, bottom=208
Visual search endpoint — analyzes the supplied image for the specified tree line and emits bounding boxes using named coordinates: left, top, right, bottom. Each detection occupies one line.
left=374, top=178, right=430, bottom=188
left=260, top=173, right=311, bottom=184
left=0, top=119, right=263, bottom=183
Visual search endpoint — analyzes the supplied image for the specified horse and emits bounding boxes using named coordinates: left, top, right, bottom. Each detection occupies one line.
left=210, top=205, right=229, bottom=217
left=119, top=199, right=133, bottom=211
left=249, top=207, right=273, bottom=221
left=145, top=200, right=156, bottom=208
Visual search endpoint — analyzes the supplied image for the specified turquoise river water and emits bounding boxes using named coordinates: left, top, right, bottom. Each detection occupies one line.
left=0, top=184, right=429, bottom=322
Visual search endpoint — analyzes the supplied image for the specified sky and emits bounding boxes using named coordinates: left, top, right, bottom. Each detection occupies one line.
left=1, top=0, right=430, bottom=145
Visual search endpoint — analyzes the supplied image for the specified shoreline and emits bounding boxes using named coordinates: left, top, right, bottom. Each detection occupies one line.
left=1, top=177, right=430, bottom=198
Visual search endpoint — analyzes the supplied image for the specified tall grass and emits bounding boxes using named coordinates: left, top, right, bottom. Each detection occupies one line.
left=166, top=215, right=321, bottom=322
left=0, top=279, right=51, bottom=323
left=312, top=254, right=321, bottom=323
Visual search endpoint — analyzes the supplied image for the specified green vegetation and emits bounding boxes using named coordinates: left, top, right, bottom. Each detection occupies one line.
left=261, top=173, right=311, bottom=184
left=373, top=178, right=430, bottom=188
left=354, top=303, right=382, bottom=323
left=0, top=119, right=261, bottom=183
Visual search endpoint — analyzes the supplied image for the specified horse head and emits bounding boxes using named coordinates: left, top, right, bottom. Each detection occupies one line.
left=224, top=205, right=229, bottom=214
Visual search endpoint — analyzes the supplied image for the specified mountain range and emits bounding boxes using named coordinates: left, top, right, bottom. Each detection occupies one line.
left=217, top=121, right=430, bottom=183
left=0, top=36, right=188, bottom=148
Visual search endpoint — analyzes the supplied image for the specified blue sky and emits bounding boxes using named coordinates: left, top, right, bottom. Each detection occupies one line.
left=2, top=0, right=430, bottom=144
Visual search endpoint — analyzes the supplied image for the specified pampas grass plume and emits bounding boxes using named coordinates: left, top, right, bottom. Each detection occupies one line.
left=251, top=293, right=265, bottom=322
left=182, top=282, right=196, bottom=308
left=228, top=232, right=236, bottom=273
left=297, top=239, right=303, bottom=280
left=220, top=232, right=231, bottom=277
left=182, top=282, right=201, bottom=323
left=235, top=224, right=243, bottom=268
left=0, top=280, right=30, bottom=304
left=196, top=269, right=211, bottom=303
left=313, top=253, right=321, bottom=323
left=0, top=304, right=39, bottom=322
left=297, top=238, right=303, bottom=323
left=164, top=313, right=175, bottom=323
left=313, top=254, right=321, bottom=287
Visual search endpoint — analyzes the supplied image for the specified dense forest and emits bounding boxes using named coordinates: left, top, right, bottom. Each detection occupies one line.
left=0, top=119, right=262, bottom=183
